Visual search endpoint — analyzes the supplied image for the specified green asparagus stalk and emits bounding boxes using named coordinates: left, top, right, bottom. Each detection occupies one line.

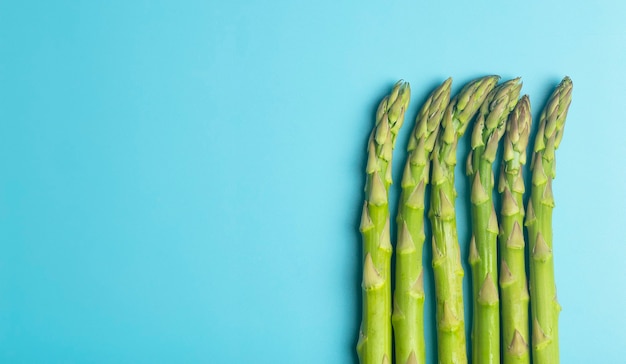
left=392, top=79, right=451, bottom=364
left=357, top=81, right=411, bottom=364
left=526, top=77, right=572, bottom=364
left=467, top=79, right=522, bottom=364
left=498, top=95, right=532, bottom=364
left=429, top=75, right=499, bottom=364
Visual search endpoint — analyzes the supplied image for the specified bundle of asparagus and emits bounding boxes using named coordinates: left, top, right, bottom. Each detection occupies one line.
left=356, top=76, right=572, bottom=364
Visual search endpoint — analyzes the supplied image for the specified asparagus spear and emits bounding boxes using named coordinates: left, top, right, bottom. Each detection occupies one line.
left=357, top=81, right=411, bottom=364
left=498, top=95, right=532, bottom=364
left=392, top=79, right=451, bottom=364
left=429, top=75, right=499, bottom=364
left=467, top=78, right=522, bottom=364
left=526, top=77, right=573, bottom=364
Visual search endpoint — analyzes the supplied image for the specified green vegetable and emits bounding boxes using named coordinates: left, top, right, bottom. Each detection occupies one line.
left=498, top=95, right=532, bottom=364
left=467, top=79, right=522, bottom=363
left=526, top=77, right=573, bottom=364
left=392, top=78, right=451, bottom=364
left=429, top=75, right=498, bottom=364
left=357, top=81, right=410, bottom=364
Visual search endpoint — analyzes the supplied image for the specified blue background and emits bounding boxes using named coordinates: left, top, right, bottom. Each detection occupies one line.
left=1, top=0, right=624, bottom=363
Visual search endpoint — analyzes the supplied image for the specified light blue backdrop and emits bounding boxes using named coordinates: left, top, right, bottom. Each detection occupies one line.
left=1, top=1, right=624, bottom=363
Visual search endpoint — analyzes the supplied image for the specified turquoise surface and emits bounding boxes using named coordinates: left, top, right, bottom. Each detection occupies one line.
left=1, top=1, right=624, bottom=362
